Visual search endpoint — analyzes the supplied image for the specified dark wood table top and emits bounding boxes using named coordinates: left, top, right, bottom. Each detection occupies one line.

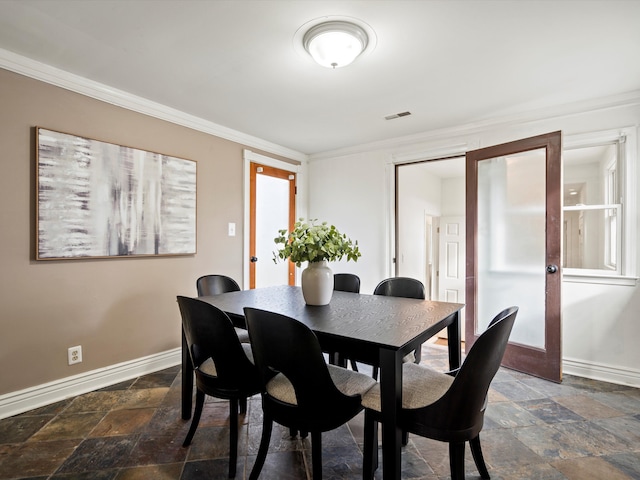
left=199, top=285, right=463, bottom=356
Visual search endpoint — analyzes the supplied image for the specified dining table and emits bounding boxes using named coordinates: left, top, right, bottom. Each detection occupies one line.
left=185, top=285, right=464, bottom=480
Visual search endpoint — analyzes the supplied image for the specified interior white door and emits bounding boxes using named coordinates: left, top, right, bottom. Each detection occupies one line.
left=437, top=215, right=466, bottom=338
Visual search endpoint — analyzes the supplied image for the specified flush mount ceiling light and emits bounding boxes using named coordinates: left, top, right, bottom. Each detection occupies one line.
left=302, top=20, right=370, bottom=69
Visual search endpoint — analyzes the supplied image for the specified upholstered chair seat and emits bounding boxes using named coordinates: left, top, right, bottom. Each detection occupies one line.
left=267, top=363, right=377, bottom=406
left=361, top=362, right=454, bottom=411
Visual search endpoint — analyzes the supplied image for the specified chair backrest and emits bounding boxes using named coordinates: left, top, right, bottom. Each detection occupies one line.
left=244, top=307, right=363, bottom=429
left=177, top=296, right=257, bottom=391
left=373, top=277, right=425, bottom=299
left=404, top=306, right=518, bottom=440
left=488, top=306, right=517, bottom=328
left=196, top=274, right=241, bottom=296
left=334, top=273, right=361, bottom=293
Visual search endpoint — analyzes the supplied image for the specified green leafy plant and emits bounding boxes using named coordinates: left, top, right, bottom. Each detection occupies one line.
left=273, top=218, right=361, bottom=267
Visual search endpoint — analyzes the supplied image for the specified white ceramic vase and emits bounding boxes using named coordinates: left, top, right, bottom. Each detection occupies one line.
left=301, top=260, right=333, bottom=306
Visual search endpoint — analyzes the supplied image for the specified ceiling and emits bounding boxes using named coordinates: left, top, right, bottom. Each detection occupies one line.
left=1, top=1, right=639, bottom=157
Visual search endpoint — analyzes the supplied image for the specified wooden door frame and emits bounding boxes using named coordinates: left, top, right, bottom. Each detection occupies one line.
left=465, top=131, right=562, bottom=382
left=243, top=150, right=302, bottom=290
left=249, top=162, right=296, bottom=288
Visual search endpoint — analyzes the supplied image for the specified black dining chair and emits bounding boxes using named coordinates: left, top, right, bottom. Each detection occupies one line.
left=331, top=273, right=361, bottom=369
left=183, top=274, right=248, bottom=420
left=362, top=306, right=518, bottom=480
left=373, top=276, right=425, bottom=299
left=244, top=307, right=377, bottom=480
left=196, top=273, right=241, bottom=295
left=177, top=296, right=262, bottom=478
left=367, top=276, right=427, bottom=379
left=334, top=273, right=361, bottom=294
left=196, top=274, right=248, bottom=343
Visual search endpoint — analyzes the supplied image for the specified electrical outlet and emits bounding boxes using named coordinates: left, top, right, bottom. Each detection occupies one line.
left=68, top=345, right=82, bottom=365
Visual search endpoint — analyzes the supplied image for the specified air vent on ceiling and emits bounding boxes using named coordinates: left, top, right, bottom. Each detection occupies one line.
left=384, top=111, right=412, bottom=120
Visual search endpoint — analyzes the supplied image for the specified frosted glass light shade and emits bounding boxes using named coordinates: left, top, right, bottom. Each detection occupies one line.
left=303, top=21, right=368, bottom=68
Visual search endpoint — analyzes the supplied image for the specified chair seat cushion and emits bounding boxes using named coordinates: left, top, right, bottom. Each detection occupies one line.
left=199, top=343, right=254, bottom=377
left=235, top=327, right=250, bottom=343
left=403, top=351, right=416, bottom=363
left=361, top=362, right=453, bottom=412
left=266, top=364, right=377, bottom=406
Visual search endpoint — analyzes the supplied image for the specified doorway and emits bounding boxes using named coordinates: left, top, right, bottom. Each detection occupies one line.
left=396, top=157, right=466, bottom=339
left=243, top=150, right=300, bottom=289
left=395, top=134, right=564, bottom=381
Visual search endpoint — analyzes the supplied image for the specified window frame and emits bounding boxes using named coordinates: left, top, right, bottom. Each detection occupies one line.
left=562, top=127, right=637, bottom=286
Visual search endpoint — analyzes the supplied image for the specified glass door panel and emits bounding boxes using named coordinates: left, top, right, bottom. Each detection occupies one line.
left=255, top=174, right=290, bottom=287
left=476, top=150, right=546, bottom=348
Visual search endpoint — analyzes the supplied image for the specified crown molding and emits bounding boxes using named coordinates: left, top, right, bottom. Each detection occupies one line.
left=310, top=89, right=640, bottom=161
left=0, top=47, right=308, bottom=163
left=3, top=47, right=638, bottom=165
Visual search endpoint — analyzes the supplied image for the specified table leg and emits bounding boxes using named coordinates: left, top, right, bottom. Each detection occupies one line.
left=446, top=311, right=462, bottom=370
left=328, top=351, right=346, bottom=367
left=379, top=348, right=402, bottom=480
left=181, top=328, right=193, bottom=420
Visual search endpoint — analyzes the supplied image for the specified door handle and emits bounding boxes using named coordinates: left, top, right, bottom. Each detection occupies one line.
left=546, top=264, right=558, bottom=274
left=250, top=256, right=258, bottom=263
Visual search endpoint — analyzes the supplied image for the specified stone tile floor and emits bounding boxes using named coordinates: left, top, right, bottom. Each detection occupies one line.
left=1, top=344, right=639, bottom=479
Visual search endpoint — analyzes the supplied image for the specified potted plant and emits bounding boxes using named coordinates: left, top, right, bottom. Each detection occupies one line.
left=274, top=218, right=361, bottom=305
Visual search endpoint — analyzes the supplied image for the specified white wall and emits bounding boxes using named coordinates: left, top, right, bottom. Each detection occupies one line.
left=308, top=98, right=640, bottom=386
left=307, top=151, right=390, bottom=294
left=396, top=167, right=442, bottom=286
left=441, top=177, right=465, bottom=216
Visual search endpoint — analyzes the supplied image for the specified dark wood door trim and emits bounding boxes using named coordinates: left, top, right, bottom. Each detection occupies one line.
left=465, top=131, right=562, bottom=382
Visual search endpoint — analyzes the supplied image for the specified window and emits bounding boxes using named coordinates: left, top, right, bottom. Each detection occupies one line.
left=604, top=158, right=618, bottom=270
left=563, top=127, right=637, bottom=283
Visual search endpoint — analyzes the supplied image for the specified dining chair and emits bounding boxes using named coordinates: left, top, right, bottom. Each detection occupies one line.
left=183, top=274, right=250, bottom=421
left=373, top=276, right=425, bottom=299
left=361, top=306, right=518, bottom=480
left=177, top=296, right=262, bottom=478
left=244, top=307, right=377, bottom=480
left=196, top=273, right=241, bottom=295
left=196, top=274, right=248, bottom=343
left=368, top=276, right=427, bottom=379
left=334, top=272, right=361, bottom=294
left=331, top=273, right=361, bottom=369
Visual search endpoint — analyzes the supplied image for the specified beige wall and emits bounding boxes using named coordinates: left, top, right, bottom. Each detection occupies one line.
left=0, top=68, right=292, bottom=395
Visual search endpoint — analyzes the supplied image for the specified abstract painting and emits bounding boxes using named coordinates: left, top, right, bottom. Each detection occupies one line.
left=37, top=128, right=197, bottom=259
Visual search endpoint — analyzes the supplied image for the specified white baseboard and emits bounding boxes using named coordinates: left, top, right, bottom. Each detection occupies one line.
left=2, top=350, right=636, bottom=421
left=0, top=348, right=181, bottom=420
left=563, top=357, right=640, bottom=388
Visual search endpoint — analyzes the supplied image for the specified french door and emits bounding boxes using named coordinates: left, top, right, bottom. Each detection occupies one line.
left=465, top=132, right=562, bottom=382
